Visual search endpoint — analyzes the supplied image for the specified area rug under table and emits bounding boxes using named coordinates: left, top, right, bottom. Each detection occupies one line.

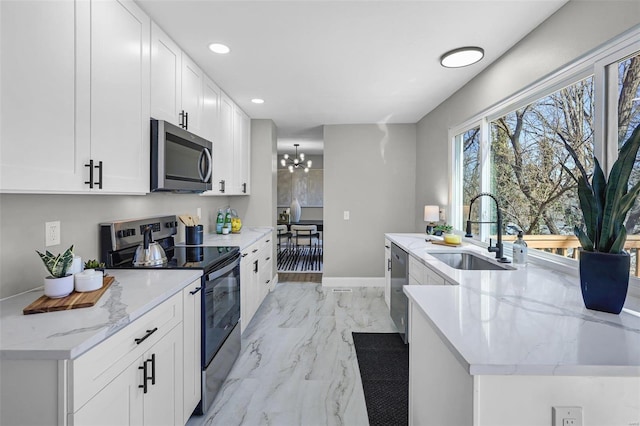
left=352, top=332, right=409, bottom=426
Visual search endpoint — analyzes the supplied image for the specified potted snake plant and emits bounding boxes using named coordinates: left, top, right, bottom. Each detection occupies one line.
left=574, top=123, right=640, bottom=314
left=36, top=245, right=75, bottom=298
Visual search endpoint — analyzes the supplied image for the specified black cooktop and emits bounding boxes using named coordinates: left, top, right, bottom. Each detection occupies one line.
left=172, top=246, right=239, bottom=270
left=109, top=245, right=239, bottom=271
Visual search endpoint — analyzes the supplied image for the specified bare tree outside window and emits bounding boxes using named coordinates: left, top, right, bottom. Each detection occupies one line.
left=490, top=76, right=595, bottom=239
left=617, top=53, right=640, bottom=274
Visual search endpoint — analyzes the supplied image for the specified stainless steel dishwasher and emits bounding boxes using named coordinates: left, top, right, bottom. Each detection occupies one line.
left=390, top=243, right=409, bottom=343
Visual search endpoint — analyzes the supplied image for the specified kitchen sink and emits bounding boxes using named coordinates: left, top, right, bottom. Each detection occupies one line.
left=429, top=252, right=514, bottom=271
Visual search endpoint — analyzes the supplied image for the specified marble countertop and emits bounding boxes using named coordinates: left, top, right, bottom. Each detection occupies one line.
left=177, top=226, right=273, bottom=251
left=386, top=233, right=640, bottom=377
left=0, top=269, right=202, bottom=361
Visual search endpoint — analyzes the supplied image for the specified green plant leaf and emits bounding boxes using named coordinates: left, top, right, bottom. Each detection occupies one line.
left=574, top=225, right=593, bottom=252
left=599, top=123, right=640, bottom=252
left=610, top=224, right=627, bottom=254
left=576, top=174, right=598, bottom=247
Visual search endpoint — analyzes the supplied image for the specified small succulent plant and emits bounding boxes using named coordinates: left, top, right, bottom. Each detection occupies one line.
left=84, top=259, right=105, bottom=270
left=434, top=224, right=453, bottom=234
left=36, top=245, right=74, bottom=278
left=575, top=123, right=640, bottom=253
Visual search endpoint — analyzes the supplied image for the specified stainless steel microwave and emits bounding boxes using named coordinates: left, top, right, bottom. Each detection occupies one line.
left=151, top=119, right=212, bottom=193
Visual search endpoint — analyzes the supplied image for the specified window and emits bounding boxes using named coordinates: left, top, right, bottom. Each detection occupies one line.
left=617, top=52, right=640, bottom=272
left=456, top=126, right=481, bottom=235
left=451, top=32, right=640, bottom=277
left=490, top=76, right=594, bottom=242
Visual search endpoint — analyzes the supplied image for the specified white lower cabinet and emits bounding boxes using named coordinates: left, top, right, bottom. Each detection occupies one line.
left=72, top=323, right=183, bottom=426
left=240, top=234, right=274, bottom=333
left=0, top=288, right=201, bottom=426
left=384, top=240, right=391, bottom=309
left=182, top=280, right=202, bottom=423
left=409, top=254, right=446, bottom=286
left=69, top=292, right=184, bottom=425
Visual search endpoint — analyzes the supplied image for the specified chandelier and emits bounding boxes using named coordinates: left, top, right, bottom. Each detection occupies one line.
left=280, top=143, right=312, bottom=173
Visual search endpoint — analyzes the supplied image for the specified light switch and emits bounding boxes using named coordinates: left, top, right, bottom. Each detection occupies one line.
left=344, top=211, right=350, bottom=220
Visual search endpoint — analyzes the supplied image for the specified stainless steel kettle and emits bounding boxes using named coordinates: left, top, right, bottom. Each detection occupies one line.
left=133, top=226, right=167, bottom=267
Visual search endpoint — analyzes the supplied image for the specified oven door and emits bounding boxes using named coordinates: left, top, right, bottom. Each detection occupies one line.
left=202, top=253, right=241, bottom=367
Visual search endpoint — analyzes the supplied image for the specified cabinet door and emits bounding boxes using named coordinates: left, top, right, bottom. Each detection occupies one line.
left=233, top=106, right=251, bottom=194
left=180, top=53, right=203, bottom=136
left=71, top=359, right=143, bottom=426
left=82, top=0, right=150, bottom=193
left=201, top=75, right=220, bottom=143
left=0, top=0, right=88, bottom=192
left=182, top=280, right=202, bottom=423
left=151, top=22, right=181, bottom=125
left=384, top=242, right=391, bottom=308
left=212, top=91, right=234, bottom=194
left=143, top=324, right=183, bottom=426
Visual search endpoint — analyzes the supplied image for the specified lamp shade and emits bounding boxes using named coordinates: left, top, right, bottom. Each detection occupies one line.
left=424, top=205, right=439, bottom=222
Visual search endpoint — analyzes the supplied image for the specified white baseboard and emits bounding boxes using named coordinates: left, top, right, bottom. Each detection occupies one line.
left=321, top=277, right=384, bottom=288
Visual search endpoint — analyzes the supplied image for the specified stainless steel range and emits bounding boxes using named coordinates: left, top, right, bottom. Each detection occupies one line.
left=100, top=215, right=241, bottom=416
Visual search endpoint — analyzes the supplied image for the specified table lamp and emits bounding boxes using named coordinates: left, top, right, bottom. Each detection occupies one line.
left=424, top=205, right=439, bottom=234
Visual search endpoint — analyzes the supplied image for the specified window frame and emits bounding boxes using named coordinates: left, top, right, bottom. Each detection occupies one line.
left=448, top=25, right=640, bottom=288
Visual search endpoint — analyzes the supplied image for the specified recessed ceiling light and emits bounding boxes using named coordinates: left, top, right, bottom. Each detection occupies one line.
left=208, top=43, right=230, bottom=54
left=251, top=98, right=265, bottom=104
left=440, top=47, right=484, bottom=68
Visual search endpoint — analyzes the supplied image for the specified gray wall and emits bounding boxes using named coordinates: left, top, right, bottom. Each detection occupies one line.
left=324, top=124, right=416, bottom=278
left=415, top=0, right=640, bottom=231
left=0, top=119, right=277, bottom=299
left=233, top=119, right=278, bottom=277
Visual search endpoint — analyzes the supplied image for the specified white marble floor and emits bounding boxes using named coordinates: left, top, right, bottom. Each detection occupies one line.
left=187, top=282, right=397, bottom=426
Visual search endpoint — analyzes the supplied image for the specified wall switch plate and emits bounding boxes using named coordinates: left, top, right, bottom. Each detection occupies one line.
left=552, top=406, right=583, bottom=426
left=45, top=221, right=61, bottom=247
left=344, top=211, right=350, bottom=220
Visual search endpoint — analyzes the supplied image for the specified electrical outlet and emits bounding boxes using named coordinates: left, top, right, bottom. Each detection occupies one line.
left=196, top=207, right=202, bottom=220
left=344, top=211, right=350, bottom=220
left=552, top=406, right=583, bottom=426
left=45, top=221, right=61, bottom=247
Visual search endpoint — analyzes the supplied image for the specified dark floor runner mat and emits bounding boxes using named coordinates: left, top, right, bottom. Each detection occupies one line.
left=352, top=332, right=408, bottom=426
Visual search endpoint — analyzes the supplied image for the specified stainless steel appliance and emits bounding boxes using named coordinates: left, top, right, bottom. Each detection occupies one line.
left=390, top=243, right=409, bottom=344
left=100, top=215, right=240, bottom=416
left=151, top=119, right=213, bottom=193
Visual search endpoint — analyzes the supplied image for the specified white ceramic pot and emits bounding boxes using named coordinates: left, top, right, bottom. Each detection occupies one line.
left=44, top=275, right=74, bottom=298
left=74, top=269, right=104, bottom=292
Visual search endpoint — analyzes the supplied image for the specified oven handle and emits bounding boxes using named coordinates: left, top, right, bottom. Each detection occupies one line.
left=206, top=256, right=240, bottom=281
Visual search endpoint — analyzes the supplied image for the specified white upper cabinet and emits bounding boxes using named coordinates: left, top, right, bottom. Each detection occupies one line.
left=0, top=0, right=150, bottom=194
left=201, top=75, right=220, bottom=143
left=151, top=23, right=204, bottom=137
left=1, top=0, right=86, bottom=192
left=150, top=22, right=181, bottom=125
left=203, top=91, right=250, bottom=196
left=233, top=107, right=251, bottom=195
left=180, top=54, right=204, bottom=136
left=82, top=0, right=150, bottom=193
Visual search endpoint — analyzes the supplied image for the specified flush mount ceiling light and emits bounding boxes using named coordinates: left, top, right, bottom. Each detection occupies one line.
left=251, top=98, right=265, bottom=104
left=440, top=46, right=484, bottom=68
left=280, top=143, right=312, bottom=173
left=208, top=43, right=230, bottom=54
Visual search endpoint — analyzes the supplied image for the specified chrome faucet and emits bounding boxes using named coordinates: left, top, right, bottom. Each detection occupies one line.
left=465, top=192, right=510, bottom=263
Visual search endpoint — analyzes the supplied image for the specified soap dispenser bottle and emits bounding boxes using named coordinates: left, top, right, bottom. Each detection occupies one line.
left=513, top=231, right=528, bottom=265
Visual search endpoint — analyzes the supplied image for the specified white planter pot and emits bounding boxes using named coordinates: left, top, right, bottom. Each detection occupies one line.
left=74, top=269, right=104, bottom=292
left=44, top=274, right=74, bottom=298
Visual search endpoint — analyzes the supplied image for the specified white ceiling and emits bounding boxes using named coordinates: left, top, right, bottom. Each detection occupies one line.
left=136, top=0, right=568, bottom=154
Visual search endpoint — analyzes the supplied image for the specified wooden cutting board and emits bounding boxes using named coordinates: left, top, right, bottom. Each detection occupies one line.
left=429, top=240, right=462, bottom=247
left=23, top=276, right=115, bottom=315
